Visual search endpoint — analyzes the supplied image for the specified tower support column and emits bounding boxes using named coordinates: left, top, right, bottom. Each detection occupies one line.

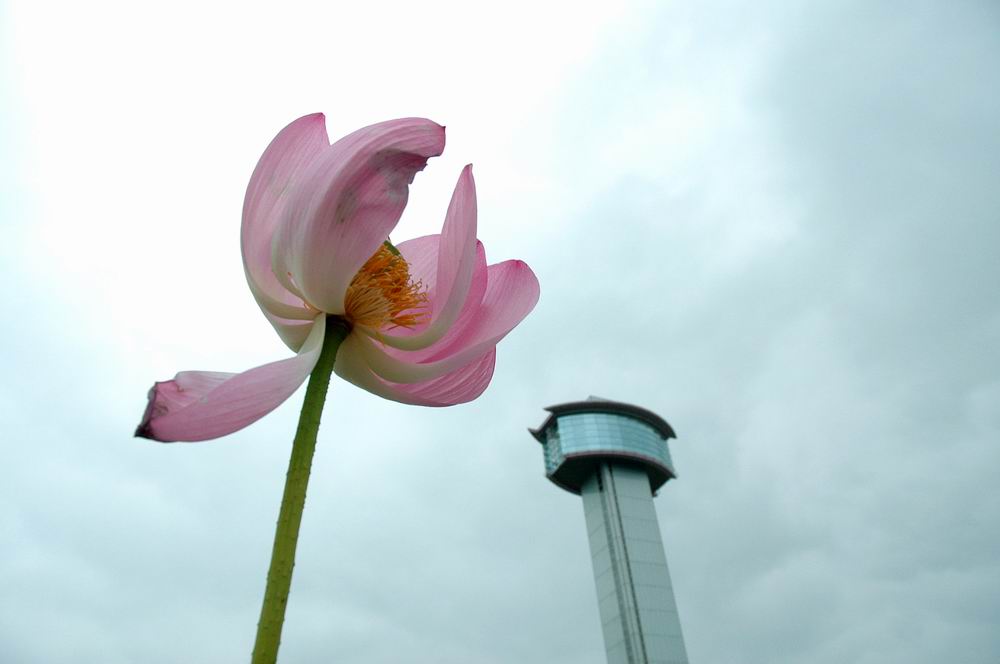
left=581, top=463, right=689, bottom=664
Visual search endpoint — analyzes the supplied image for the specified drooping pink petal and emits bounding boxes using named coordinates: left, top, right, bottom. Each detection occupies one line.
left=347, top=259, right=539, bottom=384
left=334, top=341, right=496, bottom=406
left=241, top=114, right=329, bottom=328
left=377, top=166, right=479, bottom=349
left=135, top=316, right=327, bottom=442
left=271, top=118, right=446, bottom=315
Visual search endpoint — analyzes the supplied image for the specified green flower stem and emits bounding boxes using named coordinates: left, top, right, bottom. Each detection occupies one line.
left=251, top=316, right=350, bottom=664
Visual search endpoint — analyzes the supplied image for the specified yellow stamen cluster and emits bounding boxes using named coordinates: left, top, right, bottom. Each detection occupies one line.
left=344, top=244, right=428, bottom=332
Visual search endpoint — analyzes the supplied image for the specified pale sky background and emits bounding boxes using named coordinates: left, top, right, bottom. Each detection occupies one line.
left=2, top=1, right=999, bottom=663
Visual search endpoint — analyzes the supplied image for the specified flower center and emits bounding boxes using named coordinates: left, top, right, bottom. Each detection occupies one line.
left=343, top=241, right=428, bottom=332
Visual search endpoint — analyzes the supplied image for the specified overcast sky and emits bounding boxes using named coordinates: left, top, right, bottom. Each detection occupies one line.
left=2, top=1, right=999, bottom=663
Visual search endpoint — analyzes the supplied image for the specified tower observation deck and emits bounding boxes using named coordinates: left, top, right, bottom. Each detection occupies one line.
left=530, top=397, right=689, bottom=664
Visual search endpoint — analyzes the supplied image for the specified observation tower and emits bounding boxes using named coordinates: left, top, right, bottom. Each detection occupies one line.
left=530, top=397, right=689, bottom=664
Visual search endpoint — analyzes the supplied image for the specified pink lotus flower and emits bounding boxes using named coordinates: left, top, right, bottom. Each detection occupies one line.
left=137, top=114, right=539, bottom=442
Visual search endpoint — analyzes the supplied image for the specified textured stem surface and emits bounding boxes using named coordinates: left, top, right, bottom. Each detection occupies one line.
left=251, top=316, right=349, bottom=664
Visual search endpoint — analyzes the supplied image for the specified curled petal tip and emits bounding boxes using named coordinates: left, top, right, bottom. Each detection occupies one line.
left=134, top=381, right=167, bottom=441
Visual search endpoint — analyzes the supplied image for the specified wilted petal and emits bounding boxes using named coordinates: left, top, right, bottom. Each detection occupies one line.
left=334, top=343, right=495, bottom=406
left=135, top=316, right=326, bottom=442
left=242, top=113, right=329, bottom=324
left=272, top=118, right=446, bottom=314
left=347, top=259, right=539, bottom=384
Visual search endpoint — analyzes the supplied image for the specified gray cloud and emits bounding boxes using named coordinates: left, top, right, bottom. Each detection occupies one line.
left=2, top=2, right=998, bottom=663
